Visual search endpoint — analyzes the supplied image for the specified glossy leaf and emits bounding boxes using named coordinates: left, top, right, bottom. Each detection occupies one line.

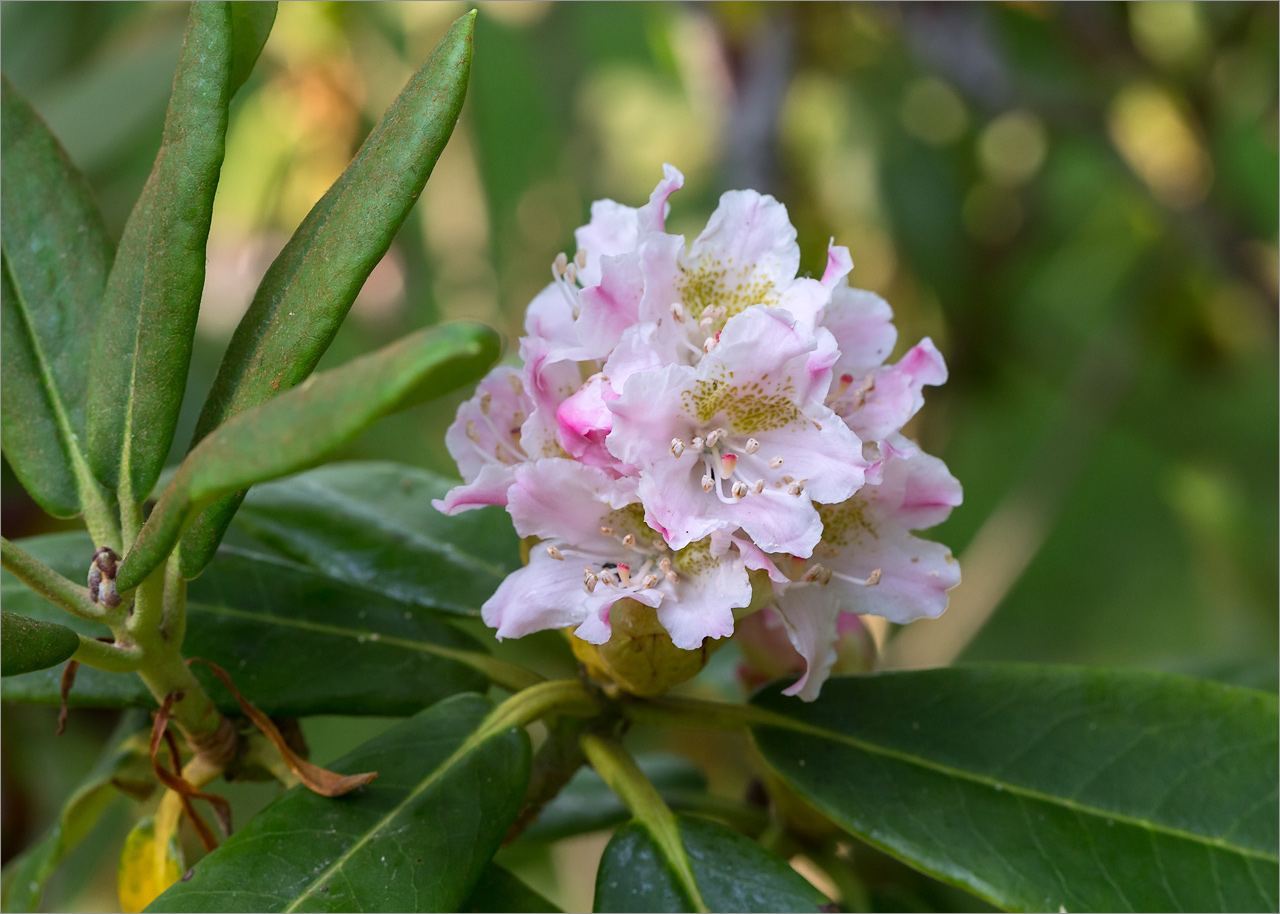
left=149, top=693, right=531, bottom=913
left=0, top=76, right=112, bottom=518
left=0, top=712, right=153, bottom=913
left=115, top=321, right=498, bottom=590
left=86, top=2, right=239, bottom=502
left=227, top=2, right=276, bottom=94
left=594, top=816, right=830, bottom=914
left=232, top=461, right=520, bottom=617
left=464, top=864, right=560, bottom=913
left=181, top=10, right=476, bottom=572
left=525, top=754, right=708, bottom=843
left=0, top=610, right=79, bottom=677
left=750, top=667, right=1280, bottom=913
left=3, top=532, right=492, bottom=716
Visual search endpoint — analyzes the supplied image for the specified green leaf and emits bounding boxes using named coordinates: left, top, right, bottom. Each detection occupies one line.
left=181, top=10, right=476, bottom=571
left=594, top=816, right=830, bottom=914
left=148, top=692, right=531, bottom=913
left=227, top=2, right=276, bottom=94
left=525, top=754, right=708, bottom=843
left=0, top=610, right=79, bottom=677
left=85, top=1, right=238, bottom=502
left=0, top=76, right=113, bottom=519
left=1, top=712, right=153, bottom=912
left=750, top=667, right=1280, bottom=913
left=2, top=532, right=498, bottom=716
left=115, top=321, right=499, bottom=591
left=231, top=461, right=520, bottom=617
left=463, top=864, right=560, bottom=913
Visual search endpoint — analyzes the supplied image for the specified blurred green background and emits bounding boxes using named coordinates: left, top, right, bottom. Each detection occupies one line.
left=2, top=2, right=1276, bottom=909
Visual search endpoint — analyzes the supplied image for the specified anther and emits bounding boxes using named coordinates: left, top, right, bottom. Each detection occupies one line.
left=787, top=481, right=804, bottom=497
left=574, top=248, right=587, bottom=270
left=865, top=568, right=882, bottom=586
left=546, top=545, right=564, bottom=561
left=553, top=252, right=568, bottom=276
left=565, top=262, right=578, bottom=284
left=617, top=564, right=632, bottom=587
left=703, top=335, right=718, bottom=353
left=465, top=420, right=480, bottom=443
left=731, top=481, right=748, bottom=498
left=670, top=302, right=685, bottom=322
left=706, top=428, right=725, bottom=448
left=479, top=392, right=492, bottom=415
left=584, top=569, right=599, bottom=593
left=600, top=569, right=618, bottom=586
left=665, top=569, right=680, bottom=584
left=698, top=316, right=713, bottom=331
left=769, top=456, right=784, bottom=469
left=622, top=534, right=635, bottom=549
left=701, top=474, right=715, bottom=493
left=691, top=436, right=704, bottom=450
left=801, top=563, right=826, bottom=583
left=817, top=566, right=832, bottom=585
left=670, top=438, right=685, bottom=458
left=752, top=478, right=766, bottom=495
left=744, top=438, right=760, bottom=454
left=599, top=526, right=615, bottom=536
left=641, top=574, right=658, bottom=589
left=781, top=475, right=795, bottom=484
left=659, top=557, right=673, bottom=573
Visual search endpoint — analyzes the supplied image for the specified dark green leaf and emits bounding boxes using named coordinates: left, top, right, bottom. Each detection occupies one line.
left=227, top=2, right=275, bottom=94
left=148, top=693, right=531, bottom=913
left=86, top=2, right=236, bottom=501
left=525, top=754, right=708, bottom=843
left=116, top=321, right=499, bottom=590
left=182, top=10, right=476, bottom=572
left=0, top=76, right=112, bottom=518
left=751, top=667, right=1280, bottom=913
left=232, top=461, right=519, bottom=617
left=0, top=610, right=79, bottom=677
left=3, top=532, right=494, bottom=716
left=464, top=864, right=560, bottom=913
left=1, top=712, right=153, bottom=912
left=594, top=816, right=829, bottom=914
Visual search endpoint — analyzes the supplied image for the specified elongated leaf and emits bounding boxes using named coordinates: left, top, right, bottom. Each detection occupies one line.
left=594, top=816, right=830, bottom=914
left=232, top=462, right=519, bottom=617
left=464, top=864, right=559, bottom=913
left=181, top=10, right=476, bottom=572
left=149, top=692, right=531, bottom=912
left=1, top=712, right=153, bottom=913
left=227, top=2, right=276, bottom=94
left=116, top=322, right=498, bottom=590
left=750, top=667, right=1280, bottom=913
left=2, top=533, right=493, bottom=716
left=0, top=76, right=112, bottom=518
left=86, top=2, right=236, bottom=501
left=0, top=610, right=79, bottom=676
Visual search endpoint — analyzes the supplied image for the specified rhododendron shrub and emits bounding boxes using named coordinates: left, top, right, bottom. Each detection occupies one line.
left=436, top=165, right=961, bottom=700
left=2, top=8, right=1272, bottom=914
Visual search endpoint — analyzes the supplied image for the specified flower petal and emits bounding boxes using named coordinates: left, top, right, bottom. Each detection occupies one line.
left=772, top=587, right=840, bottom=701
left=822, top=283, right=898, bottom=377
left=841, top=339, right=948, bottom=442
left=658, top=544, right=751, bottom=649
left=686, top=190, right=800, bottom=297
left=431, top=463, right=516, bottom=515
left=636, top=163, right=685, bottom=234
left=575, top=200, right=639, bottom=288
left=507, top=458, right=637, bottom=546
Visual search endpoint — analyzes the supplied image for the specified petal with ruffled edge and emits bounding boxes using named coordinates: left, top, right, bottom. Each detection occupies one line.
left=434, top=366, right=534, bottom=515
left=839, top=339, right=947, bottom=442
left=683, top=190, right=800, bottom=317
left=574, top=201, right=639, bottom=289
left=556, top=374, right=629, bottom=473
left=606, top=363, right=701, bottom=468
left=636, top=163, right=684, bottom=234
left=507, top=459, right=639, bottom=547
left=659, top=541, right=752, bottom=649
left=862, top=436, right=963, bottom=530
left=431, top=463, right=516, bottom=515
left=821, top=283, right=898, bottom=378
left=577, top=252, right=645, bottom=357
left=771, top=587, right=840, bottom=701
left=827, top=525, right=958, bottom=624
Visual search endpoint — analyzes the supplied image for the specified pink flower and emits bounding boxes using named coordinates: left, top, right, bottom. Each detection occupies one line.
left=435, top=164, right=961, bottom=700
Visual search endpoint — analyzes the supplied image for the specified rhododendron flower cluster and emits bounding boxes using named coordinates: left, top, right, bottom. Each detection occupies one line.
left=435, top=165, right=961, bottom=700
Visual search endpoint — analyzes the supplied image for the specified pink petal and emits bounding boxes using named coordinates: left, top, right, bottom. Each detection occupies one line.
left=773, top=587, right=841, bottom=701
left=431, top=463, right=516, bottom=515
left=507, top=459, right=637, bottom=546
left=658, top=546, right=751, bottom=649
left=577, top=252, right=645, bottom=356
left=556, top=375, right=626, bottom=472
left=822, top=283, right=897, bottom=377
left=575, top=200, right=640, bottom=288
left=687, top=190, right=800, bottom=293
left=842, top=338, right=947, bottom=441
left=636, top=163, right=685, bottom=234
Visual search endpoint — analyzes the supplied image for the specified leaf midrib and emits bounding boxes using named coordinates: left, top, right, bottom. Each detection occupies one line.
left=750, top=709, right=1278, bottom=863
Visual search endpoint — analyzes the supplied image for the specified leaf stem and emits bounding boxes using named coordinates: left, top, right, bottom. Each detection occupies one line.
left=0, top=536, right=113, bottom=624
left=580, top=733, right=708, bottom=913
left=73, top=635, right=144, bottom=673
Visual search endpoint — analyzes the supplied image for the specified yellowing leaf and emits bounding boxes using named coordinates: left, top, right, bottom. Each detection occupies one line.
left=118, top=814, right=184, bottom=914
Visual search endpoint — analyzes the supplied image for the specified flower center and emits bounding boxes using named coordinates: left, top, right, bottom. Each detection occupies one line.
left=670, top=430, right=804, bottom=504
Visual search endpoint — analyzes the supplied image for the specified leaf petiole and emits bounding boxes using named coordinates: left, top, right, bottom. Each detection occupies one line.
left=1, top=536, right=115, bottom=624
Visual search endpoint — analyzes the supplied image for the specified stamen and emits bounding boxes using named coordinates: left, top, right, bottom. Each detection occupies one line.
left=731, top=481, right=748, bottom=498
left=670, top=438, right=685, bottom=458
left=465, top=420, right=480, bottom=443
left=574, top=248, right=587, bottom=270
left=703, top=335, right=718, bottom=353
left=787, top=481, right=804, bottom=497
left=744, top=438, right=760, bottom=454
left=781, top=475, right=795, bottom=484
left=617, top=564, right=632, bottom=587
left=691, top=436, right=704, bottom=451
left=665, top=569, right=680, bottom=584
left=701, top=474, right=715, bottom=493
left=622, top=534, right=635, bottom=549
left=599, top=526, right=614, bottom=536
left=641, top=574, right=658, bottom=589
left=801, top=563, right=826, bottom=583
left=600, top=569, right=618, bottom=586
left=865, top=568, right=882, bottom=586
left=832, top=373, right=855, bottom=400
left=698, top=316, right=713, bottom=331
left=670, top=302, right=685, bottom=323
left=769, top=456, right=784, bottom=469
left=479, top=392, right=492, bottom=415
left=584, top=568, right=598, bottom=593
left=553, top=252, right=568, bottom=276
left=752, top=478, right=766, bottom=494
left=659, top=557, right=672, bottom=573
left=565, top=262, right=578, bottom=284
left=547, top=545, right=563, bottom=561
left=706, top=428, right=725, bottom=448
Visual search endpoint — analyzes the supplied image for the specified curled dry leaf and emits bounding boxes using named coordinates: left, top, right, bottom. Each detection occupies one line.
left=188, top=658, right=378, bottom=797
